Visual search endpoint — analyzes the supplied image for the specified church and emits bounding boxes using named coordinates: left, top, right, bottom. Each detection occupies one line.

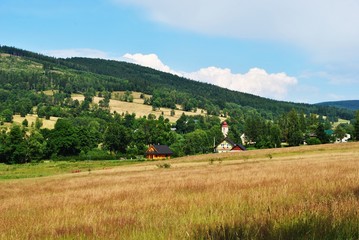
left=215, top=121, right=246, bottom=153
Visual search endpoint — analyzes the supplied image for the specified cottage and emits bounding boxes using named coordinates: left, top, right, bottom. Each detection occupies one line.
left=146, top=144, right=173, bottom=160
left=215, top=137, right=246, bottom=153
left=215, top=121, right=246, bottom=153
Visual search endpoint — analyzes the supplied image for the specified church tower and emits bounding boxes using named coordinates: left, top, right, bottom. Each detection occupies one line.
left=222, top=121, right=229, bottom=138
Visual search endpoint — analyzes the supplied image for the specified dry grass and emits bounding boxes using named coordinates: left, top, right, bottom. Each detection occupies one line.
left=112, top=91, right=150, bottom=104
left=42, top=90, right=58, bottom=96
left=4, top=114, right=58, bottom=130
left=72, top=94, right=221, bottom=122
left=1, top=143, right=359, bottom=239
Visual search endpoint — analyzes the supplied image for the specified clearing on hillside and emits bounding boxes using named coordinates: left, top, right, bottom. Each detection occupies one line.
left=72, top=93, right=218, bottom=122
left=5, top=114, right=58, bottom=130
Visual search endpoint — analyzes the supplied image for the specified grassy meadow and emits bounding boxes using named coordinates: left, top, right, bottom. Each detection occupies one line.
left=1, top=143, right=359, bottom=239
left=11, top=114, right=58, bottom=129
left=0, top=160, right=141, bottom=180
left=72, top=93, right=218, bottom=123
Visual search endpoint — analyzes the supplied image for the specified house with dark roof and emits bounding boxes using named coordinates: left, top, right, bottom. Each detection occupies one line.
left=214, top=121, right=246, bottom=153
left=215, top=137, right=246, bottom=153
left=146, top=144, right=173, bottom=160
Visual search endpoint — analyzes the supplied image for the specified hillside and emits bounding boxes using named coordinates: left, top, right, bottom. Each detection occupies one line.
left=1, top=45, right=358, bottom=163
left=1, top=143, right=359, bottom=238
left=317, top=100, right=359, bottom=111
left=0, top=45, right=354, bottom=120
left=71, top=93, right=217, bottom=123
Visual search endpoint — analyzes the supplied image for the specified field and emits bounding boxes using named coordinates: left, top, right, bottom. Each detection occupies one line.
left=0, top=160, right=141, bottom=180
left=11, top=114, right=58, bottom=129
left=6, top=92, right=213, bottom=131
left=72, top=93, right=218, bottom=123
left=1, top=143, right=359, bottom=239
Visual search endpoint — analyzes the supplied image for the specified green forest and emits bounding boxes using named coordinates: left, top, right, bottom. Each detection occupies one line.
left=1, top=45, right=359, bottom=164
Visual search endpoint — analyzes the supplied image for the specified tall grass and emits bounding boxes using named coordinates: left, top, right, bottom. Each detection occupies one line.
left=0, top=143, right=358, bottom=239
left=194, top=213, right=359, bottom=239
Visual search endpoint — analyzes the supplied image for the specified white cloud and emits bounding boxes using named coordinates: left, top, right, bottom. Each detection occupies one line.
left=113, top=0, right=359, bottom=64
left=123, top=53, right=297, bottom=100
left=43, top=49, right=112, bottom=59
left=122, top=53, right=178, bottom=75
left=43, top=49, right=298, bottom=100
left=186, top=67, right=297, bottom=100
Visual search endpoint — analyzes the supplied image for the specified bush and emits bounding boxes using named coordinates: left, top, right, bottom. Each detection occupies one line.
left=306, top=137, right=321, bottom=145
left=156, top=163, right=171, bottom=169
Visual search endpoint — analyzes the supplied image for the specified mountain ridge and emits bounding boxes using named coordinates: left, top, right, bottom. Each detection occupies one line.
left=316, top=100, right=359, bottom=111
left=0, top=45, right=355, bottom=120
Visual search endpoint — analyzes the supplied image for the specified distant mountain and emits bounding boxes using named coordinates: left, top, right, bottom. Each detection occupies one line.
left=316, top=100, right=359, bottom=111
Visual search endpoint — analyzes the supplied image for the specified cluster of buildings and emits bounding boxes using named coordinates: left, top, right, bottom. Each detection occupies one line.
left=145, top=121, right=246, bottom=160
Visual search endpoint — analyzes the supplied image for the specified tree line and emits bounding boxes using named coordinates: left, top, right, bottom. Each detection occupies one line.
left=1, top=104, right=359, bottom=164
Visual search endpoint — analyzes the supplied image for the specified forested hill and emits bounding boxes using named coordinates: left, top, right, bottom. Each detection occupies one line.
left=0, top=45, right=354, bottom=120
left=64, top=57, right=355, bottom=119
left=317, top=100, right=359, bottom=111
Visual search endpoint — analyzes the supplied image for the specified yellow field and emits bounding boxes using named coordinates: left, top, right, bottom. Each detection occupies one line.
left=1, top=143, right=359, bottom=239
left=72, top=93, right=216, bottom=122
left=42, top=90, right=58, bottom=96
left=7, top=114, right=58, bottom=130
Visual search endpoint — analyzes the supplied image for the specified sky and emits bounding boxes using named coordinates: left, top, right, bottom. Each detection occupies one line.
left=1, top=0, right=359, bottom=103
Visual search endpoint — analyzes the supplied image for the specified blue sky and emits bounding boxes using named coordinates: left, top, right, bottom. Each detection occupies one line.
left=1, top=0, right=359, bottom=103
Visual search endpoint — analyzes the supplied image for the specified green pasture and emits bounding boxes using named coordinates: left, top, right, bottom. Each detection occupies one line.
left=0, top=160, right=140, bottom=180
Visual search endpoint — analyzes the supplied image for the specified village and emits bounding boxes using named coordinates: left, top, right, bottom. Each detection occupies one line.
left=146, top=121, right=247, bottom=160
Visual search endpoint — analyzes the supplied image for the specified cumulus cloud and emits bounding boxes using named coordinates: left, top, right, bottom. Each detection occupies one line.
left=122, top=53, right=178, bottom=75
left=43, top=48, right=297, bottom=100
left=113, top=0, right=359, bottom=63
left=186, top=67, right=297, bottom=100
left=123, top=53, right=297, bottom=100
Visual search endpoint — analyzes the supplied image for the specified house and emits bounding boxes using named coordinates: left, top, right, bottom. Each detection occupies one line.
left=215, top=137, right=246, bottom=153
left=215, top=121, right=246, bottom=153
left=335, top=133, right=351, bottom=143
left=146, top=144, right=173, bottom=160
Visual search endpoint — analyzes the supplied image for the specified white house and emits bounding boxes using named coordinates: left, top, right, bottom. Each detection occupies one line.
left=335, top=134, right=351, bottom=143
left=215, top=122, right=246, bottom=153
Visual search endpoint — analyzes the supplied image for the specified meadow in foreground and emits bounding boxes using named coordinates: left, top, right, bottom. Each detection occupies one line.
left=0, top=143, right=358, bottom=239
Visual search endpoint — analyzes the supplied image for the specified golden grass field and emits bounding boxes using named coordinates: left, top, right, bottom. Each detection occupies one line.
left=4, top=92, right=212, bottom=131
left=72, top=92, right=219, bottom=123
left=6, top=114, right=58, bottom=130
left=1, top=143, right=359, bottom=239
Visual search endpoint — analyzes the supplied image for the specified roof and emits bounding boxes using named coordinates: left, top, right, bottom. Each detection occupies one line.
left=217, top=137, right=246, bottom=151
left=325, top=130, right=334, bottom=135
left=224, top=137, right=236, bottom=146
left=146, top=145, right=173, bottom=155
left=232, top=143, right=246, bottom=151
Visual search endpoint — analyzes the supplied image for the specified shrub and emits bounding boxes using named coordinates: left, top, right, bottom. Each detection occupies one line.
left=156, top=163, right=171, bottom=169
left=306, top=137, right=321, bottom=145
